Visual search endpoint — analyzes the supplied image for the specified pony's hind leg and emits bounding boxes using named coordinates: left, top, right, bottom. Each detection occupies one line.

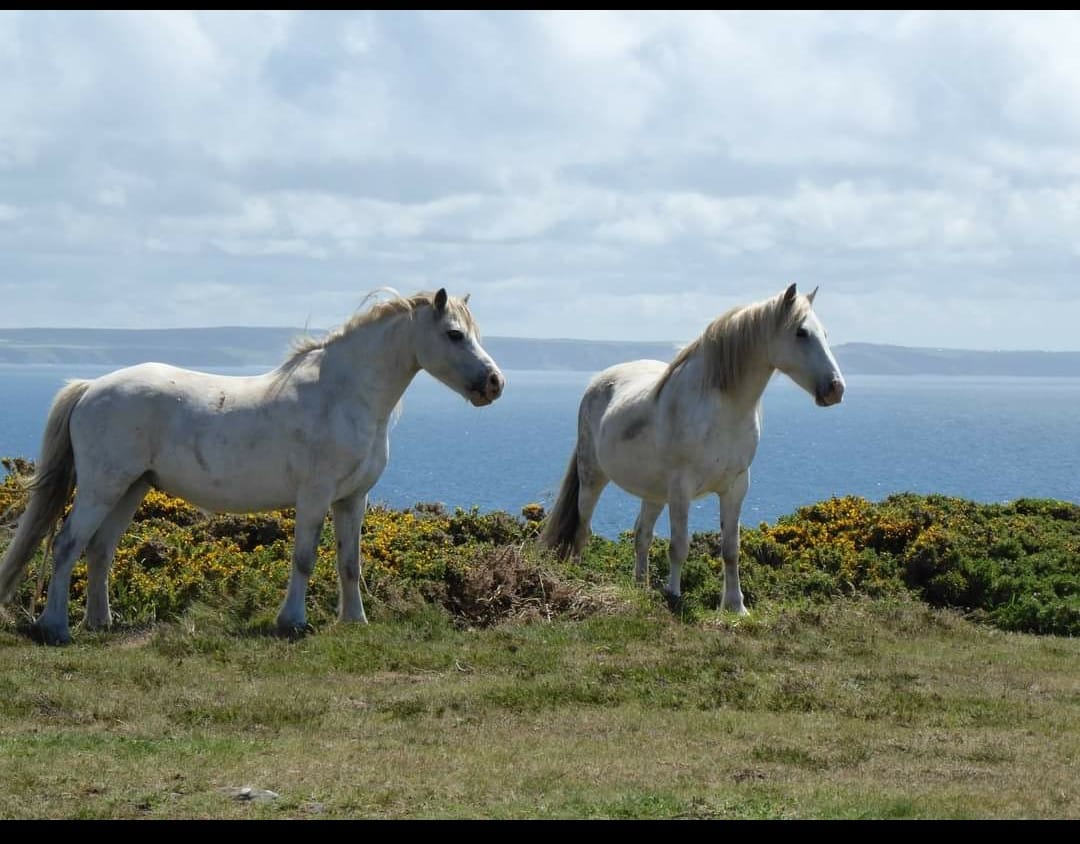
left=633, top=500, right=663, bottom=586
left=331, top=491, right=368, bottom=624
left=36, top=489, right=126, bottom=644
left=664, top=481, right=692, bottom=599
left=572, top=453, right=608, bottom=558
left=84, top=478, right=150, bottom=630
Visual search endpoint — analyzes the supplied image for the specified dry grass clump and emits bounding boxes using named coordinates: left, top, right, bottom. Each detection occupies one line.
left=442, top=544, right=621, bottom=628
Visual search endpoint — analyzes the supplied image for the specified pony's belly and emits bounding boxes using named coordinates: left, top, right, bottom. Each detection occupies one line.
left=606, top=467, right=743, bottom=505
left=603, top=461, right=669, bottom=504
left=602, top=439, right=750, bottom=505
left=153, top=473, right=295, bottom=515
left=150, top=446, right=298, bottom=513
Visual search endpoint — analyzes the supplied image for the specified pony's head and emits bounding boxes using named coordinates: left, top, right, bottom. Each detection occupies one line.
left=767, top=283, right=845, bottom=407
left=414, top=288, right=505, bottom=407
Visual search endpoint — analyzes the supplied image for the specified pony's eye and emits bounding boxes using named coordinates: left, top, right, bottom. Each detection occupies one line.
left=447, top=329, right=465, bottom=342
left=796, top=327, right=809, bottom=339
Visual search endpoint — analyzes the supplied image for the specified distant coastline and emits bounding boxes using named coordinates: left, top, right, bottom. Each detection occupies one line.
left=0, top=327, right=1078, bottom=377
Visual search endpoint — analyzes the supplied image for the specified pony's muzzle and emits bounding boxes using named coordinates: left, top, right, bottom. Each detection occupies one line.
left=816, top=376, right=845, bottom=407
left=469, top=369, right=505, bottom=406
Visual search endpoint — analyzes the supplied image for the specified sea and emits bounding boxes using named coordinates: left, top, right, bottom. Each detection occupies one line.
left=1, top=365, right=1078, bottom=538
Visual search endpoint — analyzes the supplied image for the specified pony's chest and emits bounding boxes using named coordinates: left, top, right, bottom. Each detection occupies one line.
left=688, top=417, right=760, bottom=487
left=704, top=415, right=759, bottom=454
left=334, top=429, right=389, bottom=495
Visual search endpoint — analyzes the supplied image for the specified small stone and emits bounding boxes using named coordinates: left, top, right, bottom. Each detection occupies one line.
left=221, top=785, right=280, bottom=802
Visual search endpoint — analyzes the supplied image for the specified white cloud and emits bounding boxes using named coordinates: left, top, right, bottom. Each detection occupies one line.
left=0, top=11, right=1079, bottom=348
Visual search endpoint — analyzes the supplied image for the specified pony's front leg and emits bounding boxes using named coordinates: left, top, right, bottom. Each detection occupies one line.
left=633, top=500, right=663, bottom=586
left=331, top=491, right=368, bottom=624
left=276, top=496, right=331, bottom=632
left=664, top=482, right=691, bottom=598
left=718, top=471, right=749, bottom=615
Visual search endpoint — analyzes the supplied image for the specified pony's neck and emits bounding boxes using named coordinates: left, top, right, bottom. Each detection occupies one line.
left=702, top=302, right=779, bottom=411
left=689, top=338, right=774, bottom=413
left=321, top=311, right=420, bottom=421
left=726, top=354, right=775, bottom=412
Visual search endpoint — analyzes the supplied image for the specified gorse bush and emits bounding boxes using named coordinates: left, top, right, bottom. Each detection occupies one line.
left=1, top=459, right=1076, bottom=635
left=755, top=494, right=1079, bottom=635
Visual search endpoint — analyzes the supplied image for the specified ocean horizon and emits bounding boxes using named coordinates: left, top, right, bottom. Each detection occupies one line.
left=2, top=365, right=1078, bottom=538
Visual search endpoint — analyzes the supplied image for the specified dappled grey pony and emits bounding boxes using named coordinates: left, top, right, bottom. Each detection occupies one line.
left=0, top=289, right=504, bottom=644
left=540, top=284, right=844, bottom=612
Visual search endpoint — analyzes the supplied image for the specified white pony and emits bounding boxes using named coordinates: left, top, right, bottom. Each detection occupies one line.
left=0, top=289, right=504, bottom=644
left=540, top=284, right=844, bottom=612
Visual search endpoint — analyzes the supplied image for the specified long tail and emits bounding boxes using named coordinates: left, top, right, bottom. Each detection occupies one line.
left=538, top=449, right=582, bottom=560
left=0, top=379, right=90, bottom=603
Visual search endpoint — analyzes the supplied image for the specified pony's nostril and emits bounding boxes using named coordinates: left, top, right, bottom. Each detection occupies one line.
left=488, top=372, right=503, bottom=394
left=829, top=378, right=845, bottom=403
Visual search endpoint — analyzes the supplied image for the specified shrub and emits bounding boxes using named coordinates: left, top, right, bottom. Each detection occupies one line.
left=1, top=457, right=1075, bottom=635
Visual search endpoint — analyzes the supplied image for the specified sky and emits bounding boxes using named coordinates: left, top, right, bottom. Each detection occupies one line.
left=1, top=10, right=1079, bottom=350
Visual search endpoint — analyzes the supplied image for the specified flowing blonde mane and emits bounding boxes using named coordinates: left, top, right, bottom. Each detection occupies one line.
left=282, top=288, right=477, bottom=365
left=654, top=290, right=811, bottom=399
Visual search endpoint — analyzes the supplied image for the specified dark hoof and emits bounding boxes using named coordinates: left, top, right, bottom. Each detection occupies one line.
left=656, top=587, right=684, bottom=612
left=29, top=623, right=73, bottom=646
left=274, top=622, right=314, bottom=641
left=83, top=609, right=115, bottom=632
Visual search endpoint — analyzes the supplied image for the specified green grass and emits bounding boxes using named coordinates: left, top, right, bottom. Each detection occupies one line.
left=1, top=594, right=1077, bottom=819
left=2, top=471, right=1077, bottom=817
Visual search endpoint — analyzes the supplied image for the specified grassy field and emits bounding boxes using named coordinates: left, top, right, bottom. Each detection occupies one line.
left=1, top=467, right=1077, bottom=818
left=1, top=593, right=1077, bottom=819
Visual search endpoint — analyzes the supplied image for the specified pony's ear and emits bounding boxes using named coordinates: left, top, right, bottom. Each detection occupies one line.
left=782, top=283, right=798, bottom=307
left=807, top=286, right=818, bottom=305
left=433, top=288, right=448, bottom=314
left=463, top=293, right=471, bottom=305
